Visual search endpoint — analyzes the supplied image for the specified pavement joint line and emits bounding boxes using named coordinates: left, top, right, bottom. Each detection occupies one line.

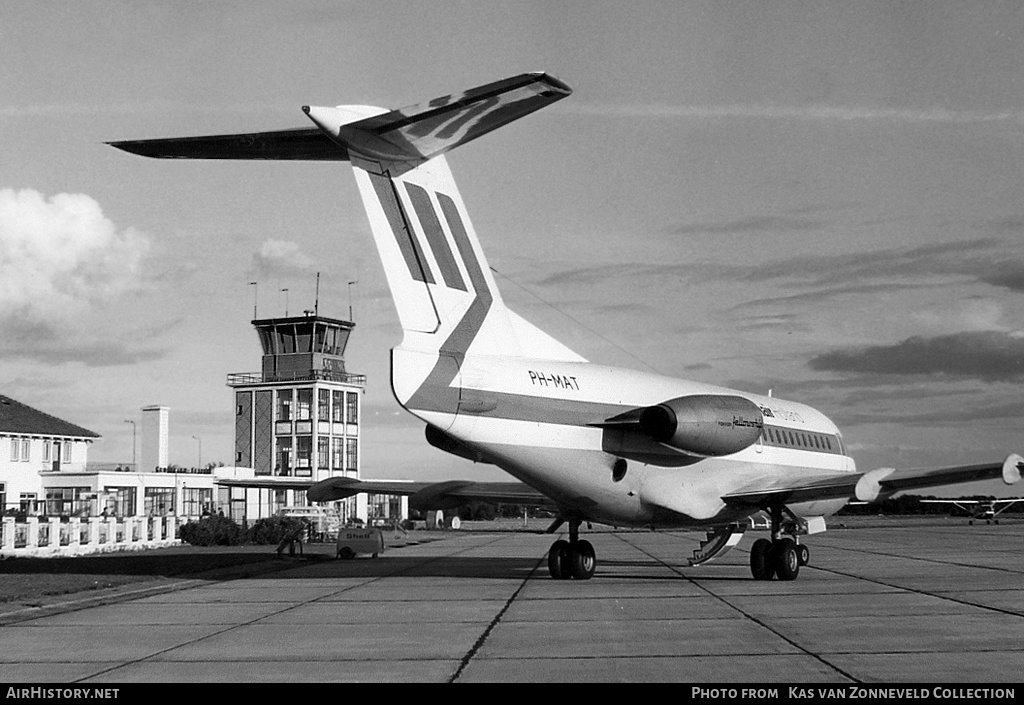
left=610, top=531, right=861, bottom=684
left=805, top=542, right=1024, bottom=575
left=71, top=532, right=513, bottom=683
left=447, top=533, right=548, bottom=683
left=806, top=564, right=1024, bottom=619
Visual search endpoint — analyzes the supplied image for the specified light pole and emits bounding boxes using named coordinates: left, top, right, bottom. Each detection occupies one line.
left=249, top=281, right=258, bottom=318
left=281, top=288, right=289, bottom=316
left=124, top=420, right=136, bottom=471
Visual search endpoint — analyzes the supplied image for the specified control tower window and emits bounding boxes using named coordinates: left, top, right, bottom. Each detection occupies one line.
left=346, top=391, right=359, bottom=425
left=297, top=389, right=312, bottom=421
left=296, top=324, right=313, bottom=353
left=277, top=390, right=292, bottom=422
left=332, top=391, right=344, bottom=423
left=318, top=390, right=330, bottom=421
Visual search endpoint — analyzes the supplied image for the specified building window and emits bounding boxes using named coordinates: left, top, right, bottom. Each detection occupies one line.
left=181, top=488, right=213, bottom=517
left=317, top=437, right=330, bottom=470
left=346, top=391, right=359, bottom=425
left=331, top=437, right=343, bottom=470
left=318, top=390, right=330, bottom=422
left=277, top=390, right=293, bottom=422
left=276, top=437, right=292, bottom=476
left=332, top=391, right=344, bottom=423
left=62, top=441, right=71, bottom=464
left=345, top=438, right=358, bottom=472
left=21, top=439, right=30, bottom=462
left=144, top=487, right=175, bottom=516
left=296, top=436, right=312, bottom=475
left=10, top=439, right=18, bottom=462
left=42, top=440, right=50, bottom=462
left=297, top=389, right=312, bottom=421
left=45, top=487, right=91, bottom=517
left=105, top=487, right=137, bottom=517
left=19, top=492, right=37, bottom=514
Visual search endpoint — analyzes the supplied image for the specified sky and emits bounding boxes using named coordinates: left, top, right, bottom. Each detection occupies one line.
left=2, top=1, right=1024, bottom=496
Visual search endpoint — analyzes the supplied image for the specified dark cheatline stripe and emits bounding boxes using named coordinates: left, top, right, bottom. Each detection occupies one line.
left=368, top=172, right=434, bottom=284
left=403, top=192, right=494, bottom=416
left=405, top=183, right=467, bottom=291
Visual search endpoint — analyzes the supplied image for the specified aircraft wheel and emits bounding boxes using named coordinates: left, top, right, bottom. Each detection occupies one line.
left=797, top=543, right=810, bottom=567
left=772, top=538, right=800, bottom=581
left=548, top=539, right=571, bottom=580
left=750, top=538, right=775, bottom=580
left=570, top=540, right=596, bottom=580
left=969, top=520, right=974, bottom=525
left=994, top=519, right=1000, bottom=525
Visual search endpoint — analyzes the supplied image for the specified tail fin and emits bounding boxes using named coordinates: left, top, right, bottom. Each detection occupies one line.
left=109, top=72, right=584, bottom=415
left=301, top=74, right=585, bottom=411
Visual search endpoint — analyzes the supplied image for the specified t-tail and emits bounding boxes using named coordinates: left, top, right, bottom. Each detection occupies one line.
left=109, top=72, right=585, bottom=420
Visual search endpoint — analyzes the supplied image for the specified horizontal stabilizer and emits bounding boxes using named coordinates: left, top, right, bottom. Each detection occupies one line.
left=108, top=128, right=349, bottom=160
left=305, top=72, right=571, bottom=163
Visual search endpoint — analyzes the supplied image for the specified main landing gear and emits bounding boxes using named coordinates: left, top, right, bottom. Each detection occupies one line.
left=548, top=519, right=596, bottom=580
left=750, top=501, right=810, bottom=581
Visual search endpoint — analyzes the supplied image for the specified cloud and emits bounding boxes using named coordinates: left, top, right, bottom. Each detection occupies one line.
left=570, top=102, right=1024, bottom=127
left=0, top=317, right=167, bottom=367
left=809, top=331, right=1024, bottom=382
left=674, top=215, right=825, bottom=236
left=252, top=239, right=317, bottom=276
left=0, top=189, right=150, bottom=323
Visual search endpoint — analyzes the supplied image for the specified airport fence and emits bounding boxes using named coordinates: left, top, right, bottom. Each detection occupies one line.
left=0, top=515, right=183, bottom=557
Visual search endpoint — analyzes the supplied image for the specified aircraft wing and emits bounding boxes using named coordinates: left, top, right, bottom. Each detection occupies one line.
left=307, top=477, right=555, bottom=512
left=722, top=454, right=1023, bottom=507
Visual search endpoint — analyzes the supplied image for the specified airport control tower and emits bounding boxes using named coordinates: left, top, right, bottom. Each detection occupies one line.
left=227, top=313, right=365, bottom=486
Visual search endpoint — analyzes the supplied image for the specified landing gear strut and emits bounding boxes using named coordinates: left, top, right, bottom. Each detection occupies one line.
left=548, top=520, right=596, bottom=580
left=750, top=501, right=807, bottom=581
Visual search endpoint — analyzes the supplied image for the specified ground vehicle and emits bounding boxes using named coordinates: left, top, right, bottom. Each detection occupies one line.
left=278, top=506, right=340, bottom=541
left=336, top=527, right=385, bottom=559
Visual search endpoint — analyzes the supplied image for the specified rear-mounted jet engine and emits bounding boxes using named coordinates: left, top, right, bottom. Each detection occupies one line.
left=639, top=395, right=764, bottom=456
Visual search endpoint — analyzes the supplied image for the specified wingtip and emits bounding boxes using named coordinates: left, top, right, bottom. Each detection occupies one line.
left=1002, top=454, right=1022, bottom=484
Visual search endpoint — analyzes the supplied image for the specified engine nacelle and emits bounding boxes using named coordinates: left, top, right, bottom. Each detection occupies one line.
left=638, top=394, right=764, bottom=457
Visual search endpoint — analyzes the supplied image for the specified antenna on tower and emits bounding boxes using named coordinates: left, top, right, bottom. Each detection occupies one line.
left=348, top=280, right=358, bottom=321
left=315, top=272, right=320, bottom=317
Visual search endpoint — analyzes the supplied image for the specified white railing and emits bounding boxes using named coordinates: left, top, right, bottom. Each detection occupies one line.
left=0, top=516, right=184, bottom=557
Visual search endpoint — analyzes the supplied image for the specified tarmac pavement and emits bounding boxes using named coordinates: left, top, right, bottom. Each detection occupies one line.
left=0, top=518, right=1021, bottom=683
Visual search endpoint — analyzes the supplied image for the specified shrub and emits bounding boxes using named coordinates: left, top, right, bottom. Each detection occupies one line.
left=179, top=515, right=245, bottom=546
left=246, top=516, right=306, bottom=545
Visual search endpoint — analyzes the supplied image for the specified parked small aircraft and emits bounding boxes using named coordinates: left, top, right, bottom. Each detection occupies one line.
left=920, top=498, right=1022, bottom=524
left=111, top=72, right=1022, bottom=581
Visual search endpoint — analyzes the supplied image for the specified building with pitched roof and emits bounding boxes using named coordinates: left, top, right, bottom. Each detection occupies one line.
left=0, top=395, right=100, bottom=514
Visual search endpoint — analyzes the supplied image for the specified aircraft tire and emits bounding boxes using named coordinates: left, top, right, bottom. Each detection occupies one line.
left=750, top=538, right=775, bottom=580
left=548, top=540, right=571, bottom=580
left=570, top=540, right=596, bottom=580
left=772, top=538, right=800, bottom=581
left=797, top=543, right=810, bottom=567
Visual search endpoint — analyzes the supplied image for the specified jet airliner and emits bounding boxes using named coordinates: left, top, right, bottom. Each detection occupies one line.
left=110, top=72, right=1022, bottom=582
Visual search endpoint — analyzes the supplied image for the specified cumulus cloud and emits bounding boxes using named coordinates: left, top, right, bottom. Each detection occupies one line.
left=809, top=330, right=1024, bottom=382
left=252, top=239, right=316, bottom=276
left=0, top=189, right=149, bottom=322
